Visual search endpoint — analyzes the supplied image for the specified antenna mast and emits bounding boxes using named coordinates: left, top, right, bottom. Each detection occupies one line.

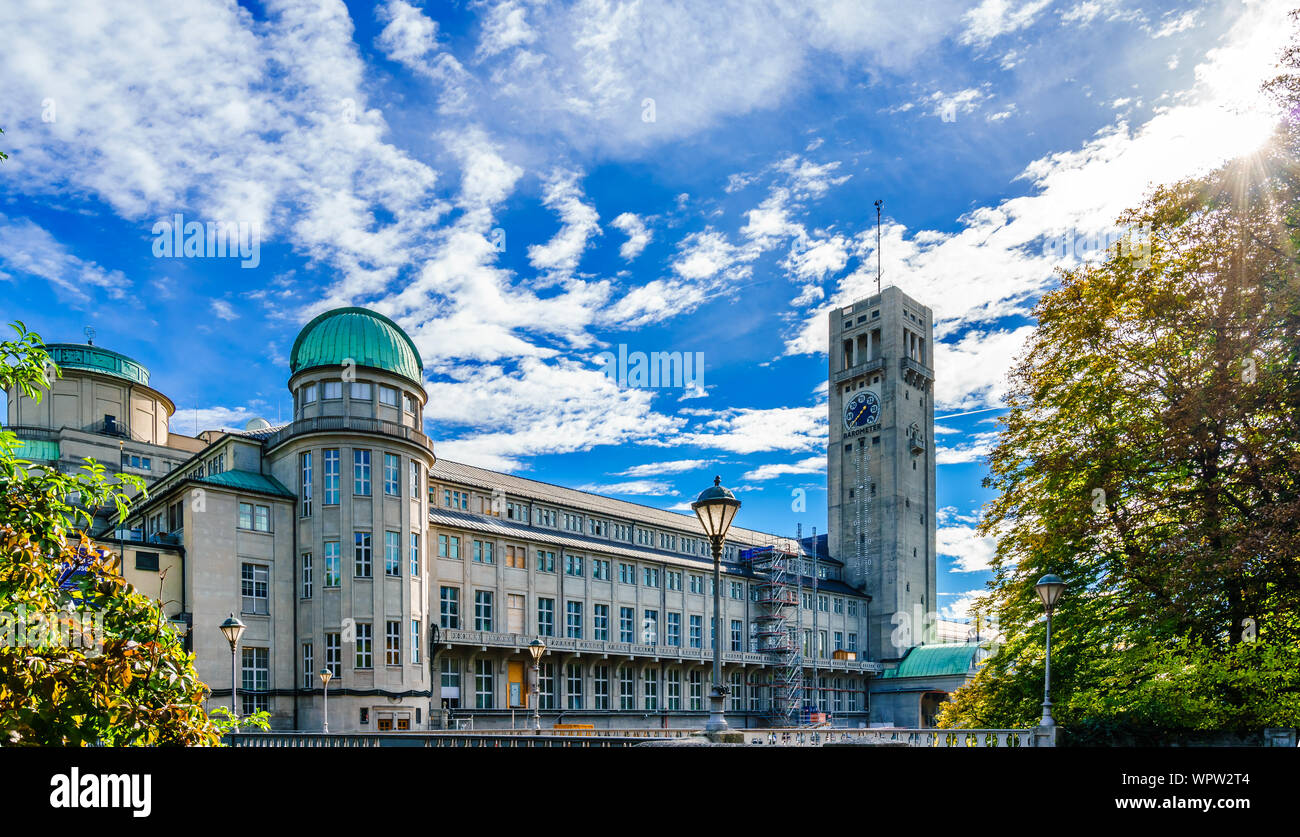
left=874, top=199, right=883, bottom=295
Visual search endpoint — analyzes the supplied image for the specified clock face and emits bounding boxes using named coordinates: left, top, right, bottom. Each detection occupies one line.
left=844, top=390, right=881, bottom=430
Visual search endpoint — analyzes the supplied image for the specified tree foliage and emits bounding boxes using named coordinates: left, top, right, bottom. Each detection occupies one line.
left=0, top=323, right=234, bottom=745
left=939, top=30, right=1300, bottom=732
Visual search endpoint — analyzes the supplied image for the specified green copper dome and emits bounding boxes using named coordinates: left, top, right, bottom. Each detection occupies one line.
left=290, top=308, right=423, bottom=385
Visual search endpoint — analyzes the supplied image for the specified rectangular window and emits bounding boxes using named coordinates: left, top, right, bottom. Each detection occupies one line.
left=619, top=668, right=635, bottom=710
left=409, top=461, right=420, bottom=498
left=538, top=662, right=555, bottom=710
left=667, top=612, right=681, bottom=647
left=565, top=553, right=583, bottom=576
left=729, top=672, right=743, bottom=712
left=403, top=393, right=415, bottom=414
left=324, top=541, right=341, bottom=587
left=384, top=453, right=400, bottom=496
left=835, top=631, right=844, bottom=651
left=619, top=607, right=634, bottom=643
left=666, top=669, right=681, bottom=710
left=505, top=544, right=526, bottom=569
left=731, top=581, right=743, bottom=600
left=834, top=597, right=844, bottom=614
left=439, top=587, right=460, bottom=629
left=643, top=567, right=659, bottom=588
left=536, top=550, right=555, bottom=572
left=323, top=449, right=340, bottom=504
left=566, top=663, right=583, bottom=710
left=240, top=563, right=268, bottom=615
left=441, top=658, right=460, bottom=698
left=379, top=385, right=399, bottom=407
left=690, top=574, right=704, bottom=594
left=354, top=531, right=372, bottom=578
left=689, top=669, right=703, bottom=711
left=667, top=571, right=682, bottom=591
left=385, top=621, right=401, bottom=666
left=848, top=632, right=858, bottom=652
left=642, top=610, right=658, bottom=645
left=300, top=553, right=313, bottom=599
left=240, top=647, right=269, bottom=715
left=325, top=632, right=341, bottom=678
left=302, top=643, right=314, bottom=688
left=238, top=502, right=252, bottom=529
left=473, top=540, right=494, bottom=564
left=848, top=600, right=859, bottom=617
left=355, top=622, right=372, bottom=669
left=302, top=382, right=317, bottom=403
left=619, top=563, right=635, bottom=584
left=354, top=449, right=371, bottom=496
left=411, top=620, right=421, bottom=664
left=350, top=382, right=372, bottom=401
left=593, top=665, right=610, bottom=710
left=537, top=598, right=555, bottom=637
left=410, top=533, right=420, bottom=577
left=385, top=531, right=400, bottom=575
left=475, top=591, right=493, bottom=631
left=301, top=452, right=313, bottom=517
left=475, top=660, right=494, bottom=709
left=643, top=673, right=658, bottom=711
left=323, top=381, right=342, bottom=400
left=566, top=601, right=583, bottom=639
left=689, top=615, right=702, bottom=649
left=818, top=594, right=829, bottom=612
left=731, top=619, right=743, bottom=652
left=592, top=604, right=609, bottom=641
left=591, top=559, right=610, bottom=580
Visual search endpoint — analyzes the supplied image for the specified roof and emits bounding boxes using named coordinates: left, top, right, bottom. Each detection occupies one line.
left=12, top=439, right=60, bottom=461
left=881, top=644, right=982, bottom=679
left=44, top=343, right=151, bottom=386
left=431, top=458, right=801, bottom=553
left=290, top=308, right=423, bottom=385
left=195, top=469, right=296, bottom=499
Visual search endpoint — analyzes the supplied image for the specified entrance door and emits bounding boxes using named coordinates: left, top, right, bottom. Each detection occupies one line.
left=507, top=661, right=524, bottom=708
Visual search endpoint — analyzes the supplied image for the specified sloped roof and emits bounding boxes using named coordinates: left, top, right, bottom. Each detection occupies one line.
left=881, top=643, right=982, bottom=678
left=195, top=469, right=295, bottom=499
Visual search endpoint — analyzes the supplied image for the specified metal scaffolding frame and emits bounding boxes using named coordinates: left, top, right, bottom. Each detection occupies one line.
left=742, top=543, right=804, bottom=726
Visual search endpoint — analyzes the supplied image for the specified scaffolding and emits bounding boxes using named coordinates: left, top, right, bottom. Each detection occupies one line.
left=742, top=543, right=804, bottom=726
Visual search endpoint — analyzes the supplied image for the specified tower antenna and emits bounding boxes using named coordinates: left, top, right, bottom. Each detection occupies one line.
left=874, top=199, right=883, bottom=295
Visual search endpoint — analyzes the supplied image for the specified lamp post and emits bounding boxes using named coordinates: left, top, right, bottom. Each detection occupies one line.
left=692, top=475, right=741, bottom=736
left=528, top=638, right=546, bottom=734
left=1035, top=574, right=1066, bottom=727
left=219, top=613, right=246, bottom=732
left=319, top=668, right=333, bottom=733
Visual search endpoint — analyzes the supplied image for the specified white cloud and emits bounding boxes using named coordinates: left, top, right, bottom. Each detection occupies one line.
left=610, top=212, right=652, bottom=260
left=935, top=431, right=1000, bottom=465
left=742, top=455, right=825, bottom=481
left=210, top=300, right=239, bottom=321
left=526, top=169, right=602, bottom=275
left=659, top=406, right=827, bottom=455
left=1152, top=10, right=1199, bottom=39
left=616, top=459, right=712, bottom=477
left=0, top=216, right=128, bottom=304
left=573, top=480, right=676, bottom=496
left=960, top=0, right=1053, bottom=47
left=938, top=525, right=997, bottom=572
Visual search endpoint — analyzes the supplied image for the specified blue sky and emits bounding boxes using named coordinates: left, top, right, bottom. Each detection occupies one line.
left=0, top=0, right=1289, bottom=623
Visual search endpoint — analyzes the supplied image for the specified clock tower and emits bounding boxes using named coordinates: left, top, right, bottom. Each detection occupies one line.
left=827, top=285, right=936, bottom=663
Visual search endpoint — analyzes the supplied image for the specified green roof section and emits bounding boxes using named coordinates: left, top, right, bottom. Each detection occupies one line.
left=881, top=644, right=981, bottom=679
left=12, top=439, right=60, bottom=461
left=289, top=308, right=423, bottom=385
left=196, top=469, right=296, bottom=499
left=44, top=343, right=151, bottom=386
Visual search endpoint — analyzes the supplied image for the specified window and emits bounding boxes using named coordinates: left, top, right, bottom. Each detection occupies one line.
left=438, top=533, right=461, bottom=560
left=566, top=601, right=583, bottom=639
left=354, top=532, right=372, bottom=578
left=505, top=544, right=526, bottom=569
left=593, top=604, right=609, bottom=641
left=689, top=615, right=702, bottom=649
left=379, top=385, right=398, bottom=407
left=302, top=382, right=317, bottom=404
left=350, top=382, right=372, bottom=401
left=566, top=663, right=583, bottom=710
left=538, top=662, right=555, bottom=710
left=439, top=587, right=459, bottom=629
left=384, top=453, right=400, bottom=496
left=321, top=380, right=342, bottom=400
left=848, top=633, right=858, bottom=652
left=689, top=574, right=704, bottom=594
left=729, top=671, right=743, bottom=712
left=325, top=632, right=341, bottom=678
left=353, top=449, right=371, bottom=495
left=322, top=448, right=340, bottom=505
left=238, top=502, right=270, bottom=532
left=355, top=622, right=372, bottom=669
left=565, top=553, right=583, bottom=576
left=385, top=531, right=400, bottom=576
left=643, top=567, right=659, bottom=588
left=591, top=665, right=609, bottom=710
left=411, top=620, right=421, bottom=664
left=301, top=452, right=313, bottom=517
left=835, top=631, right=844, bottom=651
left=619, top=607, right=634, bottom=643
left=731, top=620, right=743, bottom=652
left=240, top=647, right=269, bottom=715
left=536, top=550, right=555, bottom=572
left=475, top=591, right=493, bottom=631
left=848, top=600, right=859, bottom=617
left=473, top=540, right=494, bottom=564
left=619, top=563, right=635, bottom=584
left=410, top=533, right=420, bottom=577
left=324, top=541, right=340, bottom=587
left=409, top=461, right=420, bottom=498
left=730, top=581, right=743, bottom=599
left=385, top=621, right=401, bottom=666
left=134, top=551, right=159, bottom=572
left=834, top=597, right=844, bottom=614
left=666, top=669, right=683, bottom=710
left=818, top=594, right=829, bottom=612
left=642, top=610, right=658, bottom=645
left=441, top=659, right=460, bottom=706
left=444, top=489, right=468, bottom=510
left=537, top=598, right=555, bottom=637
left=591, top=559, right=610, bottom=580
left=688, top=669, right=703, bottom=711
left=667, top=571, right=682, bottom=591
left=618, top=667, right=635, bottom=710
left=475, top=660, right=494, bottom=709
left=301, top=553, right=313, bottom=599
left=643, top=673, right=658, bottom=710
left=302, top=643, right=314, bottom=688
left=241, top=563, right=268, bottom=614
left=667, top=612, right=681, bottom=646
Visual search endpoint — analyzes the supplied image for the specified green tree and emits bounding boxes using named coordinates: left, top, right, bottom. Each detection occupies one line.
left=939, top=33, right=1300, bottom=732
left=0, top=323, right=246, bottom=744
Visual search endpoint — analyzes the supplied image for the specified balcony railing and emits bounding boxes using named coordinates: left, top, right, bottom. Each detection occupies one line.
left=831, top=356, right=885, bottom=385
left=263, top=415, right=434, bottom=455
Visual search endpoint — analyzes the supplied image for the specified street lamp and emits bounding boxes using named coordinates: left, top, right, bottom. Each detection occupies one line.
left=319, top=668, right=333, bottom=733
left=528, top=638, right=547, bottom=734
left=692, top=475, right=741, bottom=736
left=219, top=613, right=246, bottom=731
left=1035, top=574, right=1066, bottom=727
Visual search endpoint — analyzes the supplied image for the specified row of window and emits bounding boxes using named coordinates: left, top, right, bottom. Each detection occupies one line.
left=301, top=450, right=422, bottom=516
left=300, top=380, right=417, bottom=413
left=296, top=533, right=421, bottom=598
left=439, top=660, right=865, bottom=713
